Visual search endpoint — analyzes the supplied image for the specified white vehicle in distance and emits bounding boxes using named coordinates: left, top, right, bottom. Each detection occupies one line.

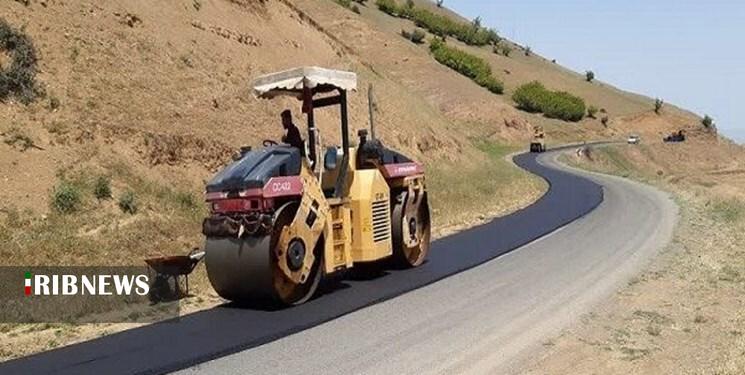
left=627, top=134, right=640, bottom=144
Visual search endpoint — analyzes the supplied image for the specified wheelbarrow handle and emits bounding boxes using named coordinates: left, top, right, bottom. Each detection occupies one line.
left=189, top=250, right=205, bottom=264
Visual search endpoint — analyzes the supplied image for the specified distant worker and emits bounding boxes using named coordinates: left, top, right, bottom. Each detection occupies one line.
left=281, top=109, right=304, bottom=150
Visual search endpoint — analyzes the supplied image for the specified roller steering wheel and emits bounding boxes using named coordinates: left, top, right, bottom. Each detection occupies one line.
left=263, top=139, right=279, bottom=147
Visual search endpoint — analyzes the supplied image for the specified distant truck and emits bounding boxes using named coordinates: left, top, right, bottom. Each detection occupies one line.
left=530, top=126, right=546, bottom=153
left=627, top=134, right=640, bottom=144
left=663, top=130, right=686, bottom=143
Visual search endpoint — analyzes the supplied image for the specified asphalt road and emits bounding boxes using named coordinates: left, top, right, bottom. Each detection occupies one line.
left=176, top=151, right=677, bottom=374
left=1, top=147, right=675, bottom=375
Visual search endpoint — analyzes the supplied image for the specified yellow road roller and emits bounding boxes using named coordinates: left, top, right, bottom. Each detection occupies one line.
left=530, top=125, right=546, bottom=153
left=202, top=67, right=431, bottom=305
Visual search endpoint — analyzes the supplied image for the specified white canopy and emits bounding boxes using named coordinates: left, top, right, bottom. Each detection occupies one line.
left=252, top=66, right=357, bottom=99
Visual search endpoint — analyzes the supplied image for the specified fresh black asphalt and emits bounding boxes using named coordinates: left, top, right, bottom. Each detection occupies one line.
left=0, top=148, right=603, bottom=375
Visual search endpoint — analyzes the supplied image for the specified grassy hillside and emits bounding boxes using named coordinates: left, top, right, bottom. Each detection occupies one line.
left=0, top=0, right=542, bottom=266
left=0, top=0, right=717, bottom=269
left=0, top=0, right=718, bottom=272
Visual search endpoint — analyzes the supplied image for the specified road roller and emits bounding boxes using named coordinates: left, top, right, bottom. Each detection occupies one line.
left=530, top=125, right=546, bottom=153
left=202, top=67, right=431, bottom=305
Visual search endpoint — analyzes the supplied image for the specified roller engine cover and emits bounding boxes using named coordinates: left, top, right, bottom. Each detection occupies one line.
left=206, top=145, right=301, bottom=193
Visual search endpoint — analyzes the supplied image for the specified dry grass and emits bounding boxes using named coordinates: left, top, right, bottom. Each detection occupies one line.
left=0, top=159, right=204, bottom=267
left=1, top=127, right=38, bottom=151
left=429, top=139, right=546, bottom=236
left=525, top=144, right=745, bottom=374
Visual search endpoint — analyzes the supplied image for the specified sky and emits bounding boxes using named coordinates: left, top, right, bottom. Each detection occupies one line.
left=447, top=0, right=745, bottom=143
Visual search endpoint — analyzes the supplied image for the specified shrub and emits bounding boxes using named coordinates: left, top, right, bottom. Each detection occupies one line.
left=429, top=39, right=489, bottom=79
left=493, top=43, right=512, bottom=57
left=2, top=127, right=35, bottom=151
left=512, top=81, right=547, bottom=113
left=0, top=18, right=43, bottom=104
left=654, top=98, right=664, bottom=114
left=430, top=39, right=503, bottom=94
left=709, top=199, right=745, bottom=223
left=587, top=105, right=598, bottom=119
left=401, top=28, right=426, bottom=44
left=646, top=325, right=662, bottom=336
left=472, top=16, right=481, bottom=28
left=118, top=191, right=138, bottom=214
left=334, top=0, right=360, bottom=11
left=93, top=176, right=112, bottom=200
left=543, top=91, right=585, bottom=121
left=52, top=182, right=81, bottom=214
left=585, top=70, right=595, bottom=82
left=376, top=0, right=498, bottom=46
left=475, top=74, right=504, bottom=94
left=410, top=29, right=426, bottom=43
left=335, top=0, right=364, bottom=13
left=502, top=45, right=512, bottom=57
left=512, top=81, right=586, bottom=122
left=48, top=96, right=60, bottom=111
left=436, top=0, right=444, bottom=7
left=175, top=191, right=197, bottom=209
left=702, top=115, right=715, bottom=129
left=375, top=0, right=400, bottom=15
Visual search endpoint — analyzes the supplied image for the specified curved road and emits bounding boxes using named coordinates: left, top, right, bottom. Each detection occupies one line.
left=179, top=150, right=677, bottom=374
left=0, top=148, right=677, bottom=375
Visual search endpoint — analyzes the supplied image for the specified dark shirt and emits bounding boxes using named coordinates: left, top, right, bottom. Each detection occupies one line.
left=282, top=123, right=304, bottom=150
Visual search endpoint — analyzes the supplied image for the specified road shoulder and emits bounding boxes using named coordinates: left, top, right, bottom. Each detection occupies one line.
left=523, top=148, right=745, bottom=374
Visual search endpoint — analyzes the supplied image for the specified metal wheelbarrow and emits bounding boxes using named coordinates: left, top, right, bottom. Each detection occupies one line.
left=145, top=249, right=205, bottom=302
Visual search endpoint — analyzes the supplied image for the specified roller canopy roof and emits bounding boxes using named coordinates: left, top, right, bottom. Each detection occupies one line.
left=252, top=66, right=357, bottom=99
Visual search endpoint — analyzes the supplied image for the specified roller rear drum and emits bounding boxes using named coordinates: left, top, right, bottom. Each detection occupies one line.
left=392, top=192, right=431, bottom=268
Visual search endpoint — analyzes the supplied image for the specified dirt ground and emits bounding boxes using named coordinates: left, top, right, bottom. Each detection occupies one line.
left=523, top=141, right=745, bottom=374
